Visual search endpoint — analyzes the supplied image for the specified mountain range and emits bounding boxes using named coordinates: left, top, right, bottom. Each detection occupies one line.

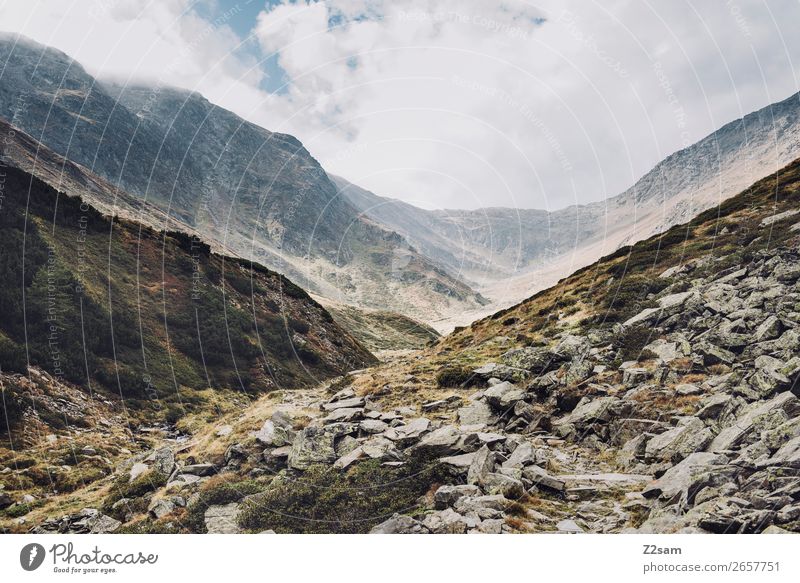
left=4, top=33, right=800, bottom=336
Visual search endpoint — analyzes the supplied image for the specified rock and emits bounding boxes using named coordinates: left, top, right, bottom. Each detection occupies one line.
left=421, top=396, right=462, bottom=412
left=483, top=381, right=526, bottom=410
left=644, top=339, right=686, bottom=363
left=675, top=383, right=702, bottom=396
left=421, top=508, right=469, bottom=533
left=288, top=423, right=356, bottom=470
left=323, top=407, right=364, bottom=423
left=180, top=463, right=216, bottom=476
left=411, top=425, right=463, bottom=457
left=502, top=441, right=536, bottom=469
left=481, top=473, right=525, bottom=498
left=709, top=392, right=798, bottom=452
left=557, top=396, right=620, bottom=426
left=624, top=291, right=698, bottom=327
left=760, top=435, right=800, bottom=468
left=204, top=503, right=240, bottom=534
left=0, top=492, right=12, bottom=510
left=467, top=445, right=494, bottom=485
left=475, top=518, right=505, bottom=533
left=72, top=509, right=121, bottom=534
left=129, top=462, right=149, bottom=482
left=502, top=346, right=567, bottom=372
left=438, top=452, right=478, bottom=476
left=642, top=452, right=733, bottom=504
left=645, top=417, right=713, bottom=463
left=472, top=362, right=527, bottom=382
left=148, top=498, right=176, bottom=519
left=556, top=519, right=584, bottom=533
left=755, top=316, right=783, bottom=342
left=453, top=494, right=507, bottom=518
left=149, top=447, right=176, bottom=476
left=384, top=418, right=430, bottom=446
left=695, top=342, right=736, bottom=365
left=457, top=401, right=495, bottom=427
left=369, top=513, right=427, bottom=534
left=359, top=419, right=388, bottom=434
left=215, top=425, right=233, bottom=437
left=522, top=465, right=566, bottom=492
left=255, top=417, right=294, bottom=446
left=622, top=368, right=650, bottom=386
left=434, top=484, right=481, bottom=509
left=322, top=396, right=365, bottom=411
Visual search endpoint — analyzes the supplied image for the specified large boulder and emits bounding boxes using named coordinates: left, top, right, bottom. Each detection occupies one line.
left=288, top=423, right=356, bottom=470
left=204, top=503, right=240, bottom=534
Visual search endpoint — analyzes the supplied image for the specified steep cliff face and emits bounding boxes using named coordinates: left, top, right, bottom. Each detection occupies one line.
left=0, top=35, right=486, bottom=328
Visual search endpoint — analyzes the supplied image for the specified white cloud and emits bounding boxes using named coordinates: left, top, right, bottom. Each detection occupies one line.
left=1, top=0, right=799, bottom=210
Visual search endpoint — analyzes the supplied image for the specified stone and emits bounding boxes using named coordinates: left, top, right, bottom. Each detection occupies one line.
left=472, top=362, right=527, bottom=382
left=483, top=381, right=526, bottom=410
left=149, top=447, right=176, bottom=476
left=421, top=396, right=462, bottom=412
left=323, top=407, right=364, bottom=423
left=695, top=342, right=736, bottom=365
left=255, top=418, right=294, bottom=446
left=288, top=423, right=356, bottom=470
left=558, top=396, right=619, bottom=426
left=482, top=472, right=525, bottom=498
left=369, top=514, right=426, bottom=534
left=322, top=396, right=365, bottom=411
left=556, top=519, right=584, bottom=533
left=645, top=417, right=714, bottom=463
left=148, top=498, right=176, bottom=519
left=434, top=485, right=481, bottom=509
left=642, top=452, right=733, bottom=504
left=502, top=441, right=536, bottom=469
left=204, top=503, right=240, bottom=534
left=359, top=419, right=388, bottom=434
left=675, top=383, right=702, bottom=396
left=384, top=418, right=430, bottom=445
left=522, top=465, right=566, bottom=492
left=129, top=462, right=149, bottom=482
left=457, top=401, right=495, bottom=427
left=180, top=463, right=216, bottom=476
left=467, top=445, right=494, bottom=485
left=709, top=392, right=798, bottom=452
left=623, top=368, right=650, bottom=386
left=623, top=291, right=698, bottom=327
left=421, top=508, right=469, bottom=534
left=411, top=425, right=463, bottom=457
left=438, top=452, right=477, bottom=476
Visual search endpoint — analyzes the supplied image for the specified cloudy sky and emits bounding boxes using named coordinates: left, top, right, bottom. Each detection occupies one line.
left=0, top=0, right=798, bottom=210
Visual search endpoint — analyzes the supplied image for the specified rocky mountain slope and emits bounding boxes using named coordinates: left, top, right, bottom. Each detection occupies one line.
left=337, top=90, right=800, bottom=321
left=0, top=161, right=375, bottom=424
left=5, top=156, right=798, bottom=534
left=0, top=34, right=486, bottom=329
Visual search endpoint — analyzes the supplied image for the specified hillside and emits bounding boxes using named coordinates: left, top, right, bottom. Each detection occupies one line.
left=5, top=157, right=799, bottom=534
left=0, top=34, right=486, bottom=328
left=0, top=162, right=375, bottom=428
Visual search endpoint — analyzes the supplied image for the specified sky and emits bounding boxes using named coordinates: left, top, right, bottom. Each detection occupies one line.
left=0, top=0, right=798, bottom=211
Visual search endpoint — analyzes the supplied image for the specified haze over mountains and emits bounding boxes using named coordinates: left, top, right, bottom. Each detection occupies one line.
left=337, top=89, right=800, bottom=323
left=2, top=34, right=800, bottom=333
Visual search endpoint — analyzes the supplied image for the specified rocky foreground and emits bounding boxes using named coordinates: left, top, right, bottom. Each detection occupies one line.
left=6, top=233, right=797, bottom=534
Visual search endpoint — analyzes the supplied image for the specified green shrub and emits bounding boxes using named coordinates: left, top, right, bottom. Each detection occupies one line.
left=238, top=456, right=449, bottom=533
left=435, top=365, right=475, bottom=388
left=183, top=477, right=265, bottom=533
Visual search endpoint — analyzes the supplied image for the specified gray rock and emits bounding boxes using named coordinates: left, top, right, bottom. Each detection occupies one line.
left=204, top=503, right=240, bottom=534
left=369, top=513, right=427, bottom=534
left=457, top=401, right=496, bottom=427
left=645, top=417, right=713, bottom=463
left=467, top=445, right=495, bottom=485
left=434, top=484, right=481, bottom=509
left=322, top=396, right=365, bottom=411
left=522, top=465, right=566, bottom=492
left=483, top=381, right=526, bottom=410
left=288, top=423, right=356, bottom=470
left=421, top=508, right=469, bottom=533
left=642, top=452, right=733, bottom=504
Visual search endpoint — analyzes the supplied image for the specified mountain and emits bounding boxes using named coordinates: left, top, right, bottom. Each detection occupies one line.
left=0, top=159, right=376, bottom=425
left=337, top=90, right=800, bottom=322
left=0, top=34, right=486, bottom=329
left=5, top=153, right=799, bottom=534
